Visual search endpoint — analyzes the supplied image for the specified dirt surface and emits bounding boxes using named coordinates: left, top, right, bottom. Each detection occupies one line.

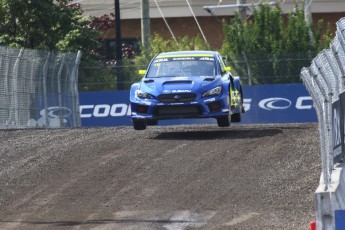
left=0, top=123, right=321, bottom=230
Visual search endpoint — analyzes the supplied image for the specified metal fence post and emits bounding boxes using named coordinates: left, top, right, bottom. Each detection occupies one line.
left=70, top=51, right=82, bottom=127
left=323, top=50, right=340, bottom=97
left=57, top=54, right=66, bottom=127
left=9, top=48, right=24, bottom=127
left=42, top=52, right=51, bottom=128
left=242, top=51, right=252, bottom=85
left=309, top=63, right=332, bottom=185
left=331, top=33, right=345, bottom=88
left=315, top=54, right=336, bottom=175
left=301, top=68, right=329, bottom=190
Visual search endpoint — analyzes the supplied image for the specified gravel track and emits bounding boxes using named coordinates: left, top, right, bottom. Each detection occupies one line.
left=0, top=123, right=320, bottom=230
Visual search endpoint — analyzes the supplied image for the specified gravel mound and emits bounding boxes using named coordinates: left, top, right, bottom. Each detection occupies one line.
left=0, top=123, right=320, bottom=230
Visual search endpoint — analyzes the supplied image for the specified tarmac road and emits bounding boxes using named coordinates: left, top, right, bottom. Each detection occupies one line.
left=0, top=123, right=320, bottom=230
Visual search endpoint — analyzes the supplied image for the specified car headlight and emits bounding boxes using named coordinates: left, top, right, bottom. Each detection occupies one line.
left=136, top=89, right=154, bottom=99
left=202, top=86, right=222, bottom=97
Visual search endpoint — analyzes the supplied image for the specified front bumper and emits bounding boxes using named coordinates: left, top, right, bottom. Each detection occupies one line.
left=131, top=94, right=230, bottom=120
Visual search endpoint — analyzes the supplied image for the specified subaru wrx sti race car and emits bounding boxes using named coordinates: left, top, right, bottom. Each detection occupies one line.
left=130, top=51, right=244, bottom=130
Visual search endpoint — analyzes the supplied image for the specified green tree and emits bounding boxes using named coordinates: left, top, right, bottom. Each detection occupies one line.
left=0, top=0, right=99, bottom=53
left=134, top=33, right=210, bottom=68
left=0, top=0, right=103, bottom=91
left=222, top=1, right=331, bottom=85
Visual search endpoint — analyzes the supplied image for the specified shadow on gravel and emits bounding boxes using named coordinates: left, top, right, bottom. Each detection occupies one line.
left=0, top=218, right=196, bottom=227
left=153, top=129, right=283, bottom=140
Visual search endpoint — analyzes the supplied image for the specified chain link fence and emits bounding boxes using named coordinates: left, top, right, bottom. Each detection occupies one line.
left=229, top=52, right=316, bottom=85
left=301, top=17, right=345, bottom=191
left=78, top=61, right=144, bottom=92
left=0, top=46, right=81, bottom=129
left=300, top=17, right=345, bottom=230
left=78, top=52, right=315, bottom=91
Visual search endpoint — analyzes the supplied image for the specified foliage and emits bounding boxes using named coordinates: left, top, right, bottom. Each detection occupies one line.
left=221, top=1, right=331, bottom=85
left=0, top=0, right=103, bottom=91
left=134, top=33, right=210, bottom=68
left=89, top=13, right=115, bottom=31
left=55, top=12, right=100, bottom=54
left=76, top=34, right=207, bottom=90
left=0, top=0, right=100, bottom=53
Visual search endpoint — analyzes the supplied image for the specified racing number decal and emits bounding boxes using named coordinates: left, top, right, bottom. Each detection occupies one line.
left=230, top=88, right=241, bottom=107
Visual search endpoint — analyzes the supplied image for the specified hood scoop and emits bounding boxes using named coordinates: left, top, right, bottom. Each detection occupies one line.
left=163, top=80, right=193, bottom=85
left=144, top=79, right=155, bottom=83
left=203, top=77, right=215, bottom=82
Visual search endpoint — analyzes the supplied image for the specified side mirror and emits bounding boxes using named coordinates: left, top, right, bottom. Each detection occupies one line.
left=224, top=66, right=231, bottom=72
left=138, top=70, right=147, bottom=75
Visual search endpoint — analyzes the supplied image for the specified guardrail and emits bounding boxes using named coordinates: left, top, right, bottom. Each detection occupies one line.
left=300, top=17, right=345, bottom=230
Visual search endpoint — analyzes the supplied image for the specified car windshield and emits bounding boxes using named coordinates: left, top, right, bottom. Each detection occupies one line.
left=146, top=55, right=216, bottom=78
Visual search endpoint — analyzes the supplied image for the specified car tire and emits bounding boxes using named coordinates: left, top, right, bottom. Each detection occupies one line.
left=217, top=115, right=230, bottom=127
left=231, top=101, right=243, bottom=122
left=230, top=87, right=244, bottom=122
left=133, top=119, right=147, bottom=130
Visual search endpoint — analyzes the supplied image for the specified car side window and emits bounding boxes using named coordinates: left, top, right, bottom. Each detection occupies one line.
left=217, top=54, right=227, bottom=74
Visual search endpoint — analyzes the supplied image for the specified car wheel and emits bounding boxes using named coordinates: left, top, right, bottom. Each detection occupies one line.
left=217, top=115, right=230, bottom=127
left=133, top=119, right=147, bottom=130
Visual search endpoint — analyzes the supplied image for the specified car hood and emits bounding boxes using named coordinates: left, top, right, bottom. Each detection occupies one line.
left=140, top=76, right=220, bottom=95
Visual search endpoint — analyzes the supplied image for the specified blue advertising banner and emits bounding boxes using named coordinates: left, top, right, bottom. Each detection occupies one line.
left=335, top=210, right=345, bottom=229
left=79, top=83, right=317, bottom=127
left=79, top=90, right=132, bottom=127
left=241, top=83, right=316, bottom=124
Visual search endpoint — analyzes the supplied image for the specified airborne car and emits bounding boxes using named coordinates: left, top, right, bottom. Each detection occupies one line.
left=130, top=51, right=244, bottom=130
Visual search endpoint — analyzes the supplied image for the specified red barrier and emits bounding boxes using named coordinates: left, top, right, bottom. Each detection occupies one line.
left=310, top=221, right=316, bottom=230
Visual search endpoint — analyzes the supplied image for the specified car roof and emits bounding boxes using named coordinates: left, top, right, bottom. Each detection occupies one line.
left=156, top=50, right=218, bottom=58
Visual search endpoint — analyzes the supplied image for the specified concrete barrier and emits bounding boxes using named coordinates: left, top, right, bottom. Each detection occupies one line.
left=315, top=162, right=345, bottom=229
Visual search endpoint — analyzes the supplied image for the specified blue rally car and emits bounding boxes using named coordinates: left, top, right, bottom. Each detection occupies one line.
left=130, top=51, right=244, bottom=130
